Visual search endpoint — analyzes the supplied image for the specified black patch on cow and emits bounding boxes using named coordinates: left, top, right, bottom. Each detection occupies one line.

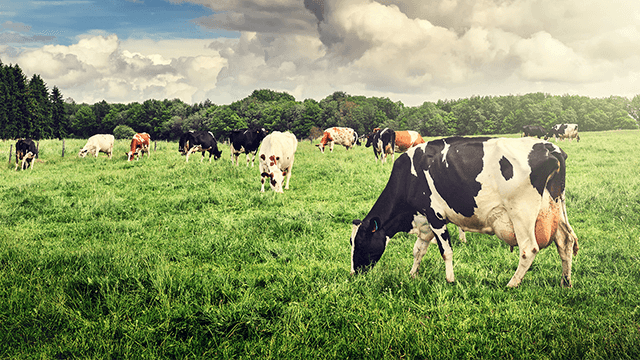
left=425, top=137, right=487, bottom=218
left=499, top=156, right=513, bottom=181
left=528, top=143, right=563, bottom=197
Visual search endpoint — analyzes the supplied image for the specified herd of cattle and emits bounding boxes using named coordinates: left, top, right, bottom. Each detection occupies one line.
left=11, top=123, right=581, bottom=287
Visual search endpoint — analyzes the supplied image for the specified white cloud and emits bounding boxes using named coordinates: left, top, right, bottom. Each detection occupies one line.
left=3, top=0, right=640, bottom=105
left=7, top=34, right=228, bottom=104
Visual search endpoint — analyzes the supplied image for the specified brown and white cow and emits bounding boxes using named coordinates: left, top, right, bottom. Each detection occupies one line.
left=79, top=134, right=114, bottom=159
left=315, top=127, right=358, bottom=153
left=259, top=131, right=298, bottom=193
left=394, top=130, right=425, bottom=153
left=351, top=136, right=578, bottom=287
left=126, top=133, right=151, bottom=161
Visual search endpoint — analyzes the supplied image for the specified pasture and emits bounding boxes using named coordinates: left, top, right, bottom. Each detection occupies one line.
left=1, top=131, right=639, bottom=359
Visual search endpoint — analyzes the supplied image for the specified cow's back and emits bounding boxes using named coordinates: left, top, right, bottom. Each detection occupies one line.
left=87, top=134, right=114, bottom=149
left=260, top=131, right=297, bottom=167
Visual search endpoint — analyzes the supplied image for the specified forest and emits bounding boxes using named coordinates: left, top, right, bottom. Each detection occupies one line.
left=1, top=60, right=639, bottom=141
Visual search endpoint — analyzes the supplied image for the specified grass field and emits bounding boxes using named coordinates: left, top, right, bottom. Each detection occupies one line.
left=1, top=131, right=639, bottom=359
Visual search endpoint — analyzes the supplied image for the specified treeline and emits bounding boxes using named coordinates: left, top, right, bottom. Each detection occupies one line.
left=2, top=60, right=639, bottom=141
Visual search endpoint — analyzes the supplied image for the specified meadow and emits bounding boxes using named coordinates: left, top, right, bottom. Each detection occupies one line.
left=1, top=131, right=639, bottom=359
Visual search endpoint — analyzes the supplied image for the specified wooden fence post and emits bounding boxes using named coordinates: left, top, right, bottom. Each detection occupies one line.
left=8, top=144, right=13, bottom=164
left=154, top=141, right=157, bottom=152
left=36, top=141, right=40, bottom=159
left=62, top=139, right=65, bottom=158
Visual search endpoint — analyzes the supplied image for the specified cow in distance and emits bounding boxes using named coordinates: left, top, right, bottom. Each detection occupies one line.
left=365, top=128, right=395, bottom=164
left=259, top=131, right=298, bottom=193
left=230, top=128, right=268, bottom=167
left=79, top=134, right=114, bottom=159
left=315, top=127, right=358, bottom=153
left=126, top=133, right=151, bottom=161
left=178, top=131, right=222, bottom=163
left=15, top=138, right=38, bottom=171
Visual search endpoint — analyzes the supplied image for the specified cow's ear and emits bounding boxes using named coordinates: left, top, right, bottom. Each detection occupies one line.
left=352, top=219, right=362, bottom=226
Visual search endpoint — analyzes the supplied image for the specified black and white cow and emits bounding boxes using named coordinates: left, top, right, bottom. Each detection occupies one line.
left=546, top=124, right=580, bottom=142
left=178, top=131, right=222, bottom=163
left=521, top=125, right=547, bottom=138
left=365, top=128, right=396, bottom=164
left=350, top=137, right=579, bottom=287
left=230, top=128, right=268, bottom=166
left=15, top=138, right=38, bottom=171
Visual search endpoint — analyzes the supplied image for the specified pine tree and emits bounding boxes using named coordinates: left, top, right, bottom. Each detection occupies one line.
left=50, top=86, right=67, bottom=139
left=28, top=74, right=52, bottom=139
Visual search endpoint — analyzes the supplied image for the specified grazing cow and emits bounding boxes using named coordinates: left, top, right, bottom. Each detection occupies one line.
left=546, top=124, right=580, bottom=142
left=521, top=125, right=548, bottom=139
left=178, top=131, right=222, bottom=163
left=365, top=128, right=396, bottom=164
left=15, top=139, right=38, bottom=171
left=394, top=130, right=425, bottom=153
left=230, top=128, right=268, bottom=166
left=350, top=137, right=579, bottom=287
left=315, top=127, right=358, bottom=153
left=79, top=134, right=114, bottom=159
left=259, top=131, right=298, bottom=193
left=126, top=133, right=151, bottom=161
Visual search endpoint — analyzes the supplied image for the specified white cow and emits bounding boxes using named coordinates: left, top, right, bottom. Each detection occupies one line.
left=259, top=131, right=298, bottom=193
left=79, top=134, right=115, bottom=159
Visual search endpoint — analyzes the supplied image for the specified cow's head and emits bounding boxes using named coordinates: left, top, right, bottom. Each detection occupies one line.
left=126, top=151, right=137, bottom=161
left=315, top=143, right=325, bottom=153
left=260, top=154, right=285, bottom=192
left=350, top=218, right=388, bottom=274
left=78, top=149, right=89, bottom=158
left=212, top=147, right=222, bottom=161
left=178, top=141, right=190, bottom=156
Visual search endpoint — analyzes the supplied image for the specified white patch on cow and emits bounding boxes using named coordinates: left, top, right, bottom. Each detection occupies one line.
left=405, top=144, right=424, bottom=177
left=441, top=141, right=451, bottom=167
left=350, top=222, right=361, bottom=274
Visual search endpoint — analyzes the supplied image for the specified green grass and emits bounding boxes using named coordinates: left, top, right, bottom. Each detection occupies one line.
left=1, top=132, right=639, bottom=359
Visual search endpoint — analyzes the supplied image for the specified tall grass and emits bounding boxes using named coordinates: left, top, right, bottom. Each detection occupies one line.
left=1, top=132, right=639, bottom=359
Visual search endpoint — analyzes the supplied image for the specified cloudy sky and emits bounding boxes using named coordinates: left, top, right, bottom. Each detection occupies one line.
left=1, top=0, right=639, bottom=106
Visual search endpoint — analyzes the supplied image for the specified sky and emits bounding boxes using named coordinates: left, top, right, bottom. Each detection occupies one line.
left=1, top=0, right=640, bottom=106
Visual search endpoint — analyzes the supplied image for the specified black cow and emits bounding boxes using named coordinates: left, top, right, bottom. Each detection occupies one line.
left=365, top=128, right=395, bottom=164
left=178, top=131, right=222, bottom=163
left=350, top=137, right=579, bottom=287
left=15, top=139, right=38, bottom=171
left=521, top=125, right=547, bottom=138
left=230, top=127, right=268, bottom=166
left=546, top=124, right=580, bottom=142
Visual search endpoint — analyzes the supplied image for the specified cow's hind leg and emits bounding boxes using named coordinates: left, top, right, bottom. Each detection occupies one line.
left=554, top=222, right=576, bottom=287
left=506, top=221, right=540, bottom=288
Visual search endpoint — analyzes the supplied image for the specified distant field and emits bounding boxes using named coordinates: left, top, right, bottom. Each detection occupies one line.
left=1, top=131, right=639, bottom=359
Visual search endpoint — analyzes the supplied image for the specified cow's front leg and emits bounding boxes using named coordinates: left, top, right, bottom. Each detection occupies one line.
left=260, top=175, right=266, bottom=192
left=432, top=226, right=455, bottom=283
left=409, top=230, right=435, bottom=278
